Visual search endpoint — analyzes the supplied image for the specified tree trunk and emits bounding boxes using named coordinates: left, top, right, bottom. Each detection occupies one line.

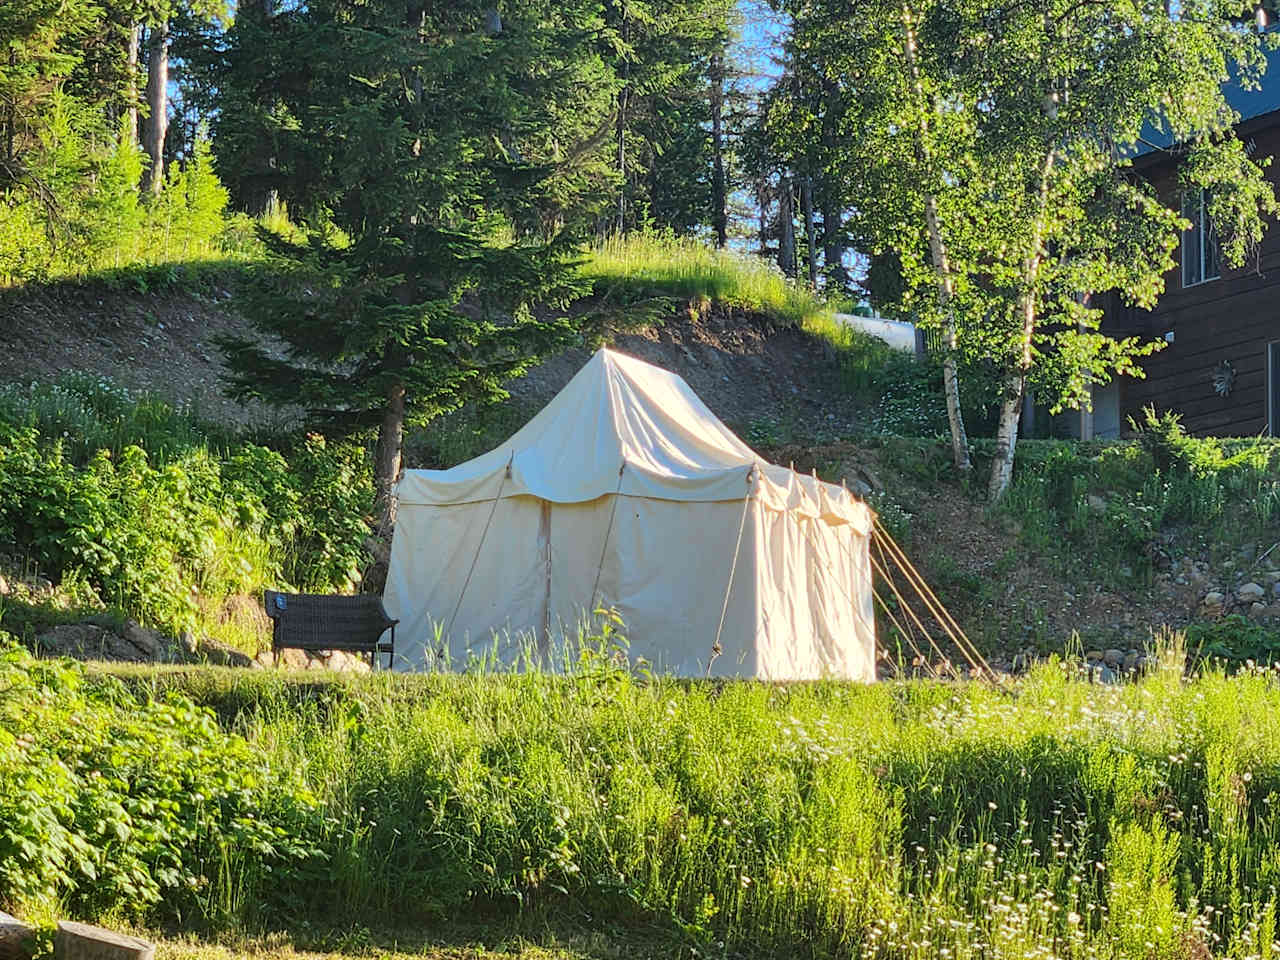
left=988, top=146, right=1057, bottom=502
left=757, top=179, right=769, bottom=256
left=710, top=52, right=727, bottom=248
left=987, top=298, right=1034, bottom=503
left=142, top=21, right=168, bottom=195
left=902, top=3, right=970, bottom=474
left=802, top=174, right=817, bottom=289
left=615, top=15, right=630, bottom=234
left=125, top=24, right=139, bottom=145
left=777, top=177, right=796, bottom=277
left=374, top=379, right=407, bottom=531
left=818, top=78, right=847, bottom=289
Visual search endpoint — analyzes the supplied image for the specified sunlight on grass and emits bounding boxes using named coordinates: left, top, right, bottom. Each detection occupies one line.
left=581, top=233, right=834, bottom=328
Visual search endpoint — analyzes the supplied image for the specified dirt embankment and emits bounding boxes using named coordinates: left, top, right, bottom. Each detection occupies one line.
left=1, top=278, right=1214, bottom=665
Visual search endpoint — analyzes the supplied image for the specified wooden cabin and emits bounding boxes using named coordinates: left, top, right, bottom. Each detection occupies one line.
left=1095, top=42, right=1280, bottom=438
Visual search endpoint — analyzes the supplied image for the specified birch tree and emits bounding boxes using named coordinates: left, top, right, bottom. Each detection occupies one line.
left=787, top=0, right=1276, bottom=497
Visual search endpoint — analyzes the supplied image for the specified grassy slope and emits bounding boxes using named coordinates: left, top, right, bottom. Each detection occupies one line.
left=77, top=645, right=1280, bottom=960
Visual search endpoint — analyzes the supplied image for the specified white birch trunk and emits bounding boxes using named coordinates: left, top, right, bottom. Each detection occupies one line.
left=902, top=4, right=970, bottom=473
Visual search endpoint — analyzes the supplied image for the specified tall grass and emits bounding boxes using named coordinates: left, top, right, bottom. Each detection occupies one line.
left=582, top=233, right=834, bottom=329
left=71, top=636, right=1280, bottom=959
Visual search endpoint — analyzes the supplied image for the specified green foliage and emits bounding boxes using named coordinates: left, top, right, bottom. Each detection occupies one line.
left=0, top=641, right=319, bottom=925
left=0, top=375, right=373, bottom=638
left=994, top=420, right=1280, bottom=581
left=52, top=651, right=1280, bottom=958
left=863, top=350, right=1005, bottom=438
left=583, top=232, right=833, bottom=328
left=1186, top=616, right=1280, bottom=669
left=0, top=116, right=242, bottom=286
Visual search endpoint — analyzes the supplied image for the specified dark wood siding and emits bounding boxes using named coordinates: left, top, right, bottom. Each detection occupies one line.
left=1107, top=116, right=1280, bottom=437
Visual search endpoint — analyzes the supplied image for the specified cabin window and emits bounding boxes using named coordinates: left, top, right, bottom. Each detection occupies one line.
left=1182, top=189, right=1220, bottom=288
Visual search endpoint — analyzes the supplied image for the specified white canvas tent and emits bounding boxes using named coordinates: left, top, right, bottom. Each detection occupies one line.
left=383, top=348, right=876, bottom=680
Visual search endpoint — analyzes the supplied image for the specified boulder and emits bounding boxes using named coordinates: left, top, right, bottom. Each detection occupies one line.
left=1087, top=494, right=1107, bottom=513
left=1103, top=648, right=1124, bottom=667
left=1252, top=602, right=1269, bottom=618
left=54, top=922, right=153, bottom=960
left=1085, top=650, right=1104, bottom=662
left=1201, top=591, right=1226, bottom=617
left=1123, top=651, right=1140, bottom=671
left=121, top=620, right=164, bottom=659
left=0, top=911, right=33, bottom=960
left=197, top=638, right=254, bottom=668
left=36, top=623, right=135, bottom=661
left=1239, top=582, right=1267, bottom=603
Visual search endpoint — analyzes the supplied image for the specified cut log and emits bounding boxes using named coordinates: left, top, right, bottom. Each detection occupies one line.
left=0, top=911, right=33, bottom=960
left=54, top=923, right=153, bottom=960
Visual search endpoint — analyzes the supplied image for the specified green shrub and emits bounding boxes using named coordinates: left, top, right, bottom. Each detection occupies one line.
left=865, top=350, right=1005, bottom=438
left=0, top=377, right=373, bottom=638
left=0, top=641, right=319, bottom=924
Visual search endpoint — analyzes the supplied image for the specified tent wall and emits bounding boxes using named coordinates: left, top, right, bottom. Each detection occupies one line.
left=384, top=495, right=545, bottom=669
left=752, top=505, right=875, bottom=682
left=549, top=496, right=758, bottom=677
left=385, top=491, right=875, bottom=681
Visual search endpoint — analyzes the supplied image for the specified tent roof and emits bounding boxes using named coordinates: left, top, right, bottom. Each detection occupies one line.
left=397, top=348, right=869, bottom=529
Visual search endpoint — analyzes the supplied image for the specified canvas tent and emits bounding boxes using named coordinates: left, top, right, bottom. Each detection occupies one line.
left=383, top=348, right=876, bottom=680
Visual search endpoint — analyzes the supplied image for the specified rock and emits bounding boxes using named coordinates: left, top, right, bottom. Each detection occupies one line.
left=1239, top=582, right=1267, bottom=603
left=121, top=620, right=163, bottom=659
left=327, top=649, right=372, bottom=674
left=198, top=638, right=253, bottom=668
left=0, top=575, right=8, bottom=597
left=1098, top=665, right=1117, bottom=685
left=848, top=478, right=873, bottom=498
left=1252, top=602, right=1268, bottom=618
left=1087, top=494, right=1107, bottom=513
left=1104, top=648, right=1124, bottom=667
left=179, top=629, right=198, bottom=655
left=0, top=911, right=33, bottom=960
left=54, top=922, right=153, bottom=960
left=1123, top=651, right=1140, bottom=671
left=1264, top=570, right=1280, bottom=586
left=1085, top=649, right=1104, bottom=662
left=1272, top=581, right=1280, bottom=599
left=37, top=623, right=134, bottom=661
left=1201, top=591, right=1226, bottom=616
left=854, top=466, right=884, bottom=493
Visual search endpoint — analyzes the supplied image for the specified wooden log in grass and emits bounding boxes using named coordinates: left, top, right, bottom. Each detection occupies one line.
left=54, top=923, right=153, bottom=960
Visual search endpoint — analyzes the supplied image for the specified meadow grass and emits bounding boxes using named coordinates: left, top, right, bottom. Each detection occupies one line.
left=71, top=632, right=1280, bottom=960
left=580, top=234, right=835, bottom=329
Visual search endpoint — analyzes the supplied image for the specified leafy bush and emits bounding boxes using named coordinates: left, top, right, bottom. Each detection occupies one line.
left=0, top=377, right=373, bottom=639
left=864, top=350, right=1005, bottom=438
left=0, top=105, right=245, bottom=288
left=0, top=640, right=319, bottom=924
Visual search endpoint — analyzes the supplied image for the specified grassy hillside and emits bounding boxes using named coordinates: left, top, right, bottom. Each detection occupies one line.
left=6, top=636, right=1280, bottom=960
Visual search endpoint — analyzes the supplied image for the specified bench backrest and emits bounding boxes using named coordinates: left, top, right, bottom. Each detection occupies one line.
left=264, top=590, right=397, bottom=653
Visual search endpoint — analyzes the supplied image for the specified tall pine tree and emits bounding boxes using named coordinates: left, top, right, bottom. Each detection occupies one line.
left=215, top=0, right=617, bottom=526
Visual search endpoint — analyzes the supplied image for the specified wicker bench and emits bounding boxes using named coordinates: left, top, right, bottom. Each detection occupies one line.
left=263, top=590, right=398, bottom=669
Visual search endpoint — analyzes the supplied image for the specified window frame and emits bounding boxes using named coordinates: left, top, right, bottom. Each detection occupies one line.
left=1182, top=188, right=1221, bottom=288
